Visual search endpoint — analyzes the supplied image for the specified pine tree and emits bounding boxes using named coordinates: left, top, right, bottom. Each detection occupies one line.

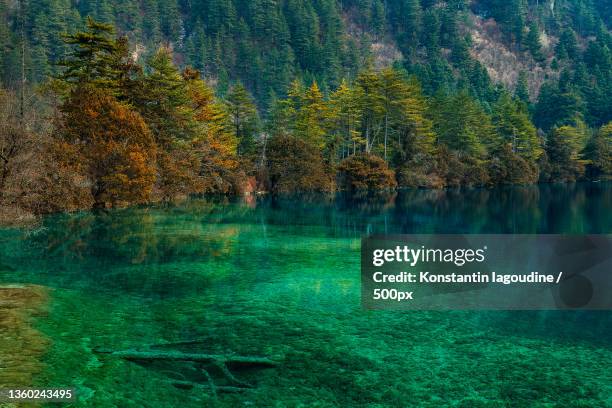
left=355, top=68, right=385, bottom=154
left=142, top=0, right=162, bottom=44
left=95, top=0, right=115, bottom=24
left=556, top=29, right=578, bottom=60
left=534, top=84, right=584, bottom=131
left=329, top=79, right=362, bottom=158
left=545, top=124, right=588, bottom=181
left=379, top=68, right=405, bottom=161
left=184, top=67, right=239, bottom=193
left=483, top=0, right=526, bottom=44
left=225, top=83, right=260, bottom=156
left=394, top=76, right=437, bottom=161
left=30, top=13, right=52, bottom=82
left=133, top=47, right=195, bottom=145
left=492, top=93, right=542, bottom=162
left=58, top=17, right=125, bottom=92
left=525, top=21, right=544, bottom=62
left=584, top=122, right=612, bottom=178
left=431, top=91, right=492, bottom=159
left=422, top=10, right=440, bottom=54
left=515, top=71, right=530, bottom=104
left=294, top=81, right=329, bottom=149
left=388, top=0, right=421, bottom=56
left=234, top=19, right=258, bottom=88
left=370, top=0, right=385, bottom=39
left=159, top=0, right=182, bottom=39
left=115, top=0, right=142, bottom=35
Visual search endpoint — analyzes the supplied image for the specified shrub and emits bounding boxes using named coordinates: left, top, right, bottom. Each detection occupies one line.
left=488, top=144, right=539, bottom=185
left=23, top=139, right=95, bottom=213
left=266, top=135, right=333, bottom=193
left=396, top=153, right=445, bottom=189
left=337, top=154, right=397, bottom=192
left=436, top=145, right=489, bottom=187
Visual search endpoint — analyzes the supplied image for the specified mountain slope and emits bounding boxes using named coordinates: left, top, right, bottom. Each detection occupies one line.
left=0, top=0, right=610, bottom=125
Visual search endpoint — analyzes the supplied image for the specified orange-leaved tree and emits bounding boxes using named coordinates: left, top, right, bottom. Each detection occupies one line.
left=184, top=68, right=240, bottom=193
left=59, top=85, right=157, bottom=207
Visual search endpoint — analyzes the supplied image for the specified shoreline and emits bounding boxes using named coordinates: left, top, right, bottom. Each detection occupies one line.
left=0, top=180, right=608, bottom=229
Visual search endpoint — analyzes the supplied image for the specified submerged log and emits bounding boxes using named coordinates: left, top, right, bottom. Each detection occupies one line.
left=94, top=349, right=278, bottom=367
left=95, top=346, right=279, bottom=397
left=172, top=380, right=248, bottom=394
left=147, top=340, right=210, bottom=349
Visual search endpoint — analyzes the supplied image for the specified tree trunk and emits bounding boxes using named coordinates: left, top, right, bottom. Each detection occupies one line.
left=94, top=348, right=278, bottom=367
left=19, top=0, right=26, bottom=125
left=384, top=113, right=388, bottom=161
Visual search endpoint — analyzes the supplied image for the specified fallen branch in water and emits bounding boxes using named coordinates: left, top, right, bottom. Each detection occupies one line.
left=94, top=347, right=279, bottom=398
left=147, top=339, right=211, bottom=349
left=172, top=380, right=248, bottom=394
left=94, top=349, right=278, bottom=367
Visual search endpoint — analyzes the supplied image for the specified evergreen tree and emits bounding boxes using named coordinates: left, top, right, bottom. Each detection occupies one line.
left=584, top=122, right=611, bottom=178
left=2, top=0, right=612, bottom=200
left=556, top=29, right=578, bottom=60
left=544, top=124, right=588, bottom=181
left=480, top=0, right=526, bottom=44
left=515, top=71, right=530, bottom=104
left=378, top=67, right=406, bottom=161
left=159, top=0, right=181, bottom=39
left=421, top=10, right=440, bottom=54
left=95, top=0, right=115, bottom=24
left=142, top=0, right=162, bottom=44
left=431, top=91, right=492, bottom=158
left=184, top=67, right=239, bottom=193
left=355, top=68, right=385, bottom=154
left=388, top=0, right=421, bottom=56
left=225, top=83, right=260, bottom=156
left=492, top=93, right=542, bottom=162
left=534, top=84, right=584, bottom=131
left=370, top=0, right=385, bottom=39
left=329, top=79, right=362, bottom=158
left=525, top=21, right=544, bottom=62
left=393, top=76, right=437, bottom=164
left=294, top=81, right=329, bottom=149
left=133, top=47, right=194, bottom=145
left=57, top=17, right=125, bottom=93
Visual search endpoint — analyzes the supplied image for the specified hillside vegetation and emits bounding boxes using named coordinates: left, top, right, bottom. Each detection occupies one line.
left=0, top=0, right=610, bottom=216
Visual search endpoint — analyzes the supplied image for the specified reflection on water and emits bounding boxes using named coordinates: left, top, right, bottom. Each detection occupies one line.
left=0, top=183, right=610, bottom=407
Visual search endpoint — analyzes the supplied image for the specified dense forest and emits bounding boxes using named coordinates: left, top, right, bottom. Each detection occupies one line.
left=0, top=0, right=610, bottom=218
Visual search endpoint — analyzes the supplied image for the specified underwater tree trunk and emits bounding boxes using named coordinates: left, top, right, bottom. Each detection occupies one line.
left=94, top=349, right=278, bottom=367
left=95, top=347, right=279, bottom=398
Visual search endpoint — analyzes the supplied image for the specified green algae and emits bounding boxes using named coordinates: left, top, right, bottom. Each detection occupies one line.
left=0, top=183, right=610, bottom=407
left=0, top=285, right=49, bottom=408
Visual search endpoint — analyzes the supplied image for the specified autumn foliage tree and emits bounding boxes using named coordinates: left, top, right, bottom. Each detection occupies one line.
left=50, top=20, right=244, bottom=206
left=58, top=85, right=156, bottom=207
left=184, top=67, right=240, bottom=194
left=2, top=12, right=605, bottom=218
left=51, top=20, right=157, bottom=207
left=266, top=134, right=332, bottom=193
left=337, top=154, right=397, bottom=192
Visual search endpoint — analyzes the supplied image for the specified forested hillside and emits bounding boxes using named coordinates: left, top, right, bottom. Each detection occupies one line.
left=0, top=0, right=610, bottom=219
left=1, top=1, right=610, bottom=112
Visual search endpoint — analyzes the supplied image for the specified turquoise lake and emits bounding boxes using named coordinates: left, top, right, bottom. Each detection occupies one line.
left=0, top=183, right=611, bottom=407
